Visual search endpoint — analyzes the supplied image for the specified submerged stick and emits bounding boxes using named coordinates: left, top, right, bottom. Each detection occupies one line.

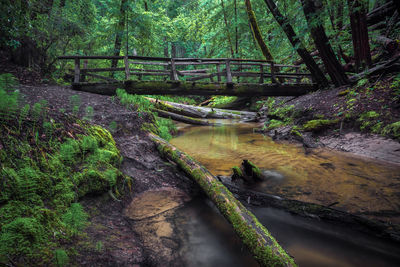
left=149, top=133, right=296, bottom=267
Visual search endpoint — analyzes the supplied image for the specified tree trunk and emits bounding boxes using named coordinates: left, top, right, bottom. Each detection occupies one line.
left=301, top=0, right=349, bottom=87
left=150, top=133, right=296, bottom=267
left=111, top=0, right=127, bottom=76
left=234, top=0, right=239, bottom=56
left=244, top=0, right=274, bottom=62
left=348, top=0, right=372, bottom=72
left=220, top=0, right=235, bottom=58
left=263, top=0, right=329, bottom=87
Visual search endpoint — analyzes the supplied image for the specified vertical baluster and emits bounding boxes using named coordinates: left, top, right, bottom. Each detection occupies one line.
left=259, top=64, right=264, bottom=84
left=216, top=63, right=221, bottom=82
left=270, top=61, right=276, bottom=84
left=171, top=58, right=179, bottom=81
left=225, top=60, right=232, bottom=83
left=124, top=56, right=130, bottom=80
left=74, top=58, right=80, bottom=83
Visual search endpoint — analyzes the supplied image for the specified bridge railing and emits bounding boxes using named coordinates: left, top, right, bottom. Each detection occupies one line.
left=58, top=55, right=313, bottom=85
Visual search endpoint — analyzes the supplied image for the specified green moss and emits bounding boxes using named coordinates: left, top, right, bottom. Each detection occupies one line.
left=337, top=89, right=350, bottom=96
left=302, top=119, right=339, bottom=132
left=383, top=121, right=400, bottom=139
left=0, top=109, right=128, bottom=264
left=357, top=111, right=380, bottom=131
left=232, top=166, right=243, bottom=178
left=262, top=119, right=285, bottom=131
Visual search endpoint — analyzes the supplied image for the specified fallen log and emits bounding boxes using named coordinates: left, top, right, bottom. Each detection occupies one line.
left=350, top=55, right=400, bottom=81
left=374, top=35, right=399, bottom=54
left=218, top=176, right=400, bottom=242
left=153, top=108, right=215, bottom=126
left=147, top=97, right=257, bottom=120
left=149, top=133, right=296, bottom=267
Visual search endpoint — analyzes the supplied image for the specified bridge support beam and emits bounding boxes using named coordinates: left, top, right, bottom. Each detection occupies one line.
left=72, top=80, right=316, bottom=97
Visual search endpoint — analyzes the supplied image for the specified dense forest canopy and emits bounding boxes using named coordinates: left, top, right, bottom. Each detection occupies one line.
left=1, top=0, right=399, bottom=85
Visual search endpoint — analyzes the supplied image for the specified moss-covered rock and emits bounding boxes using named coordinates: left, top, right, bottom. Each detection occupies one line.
left=302, top=119, right=339, bottom=132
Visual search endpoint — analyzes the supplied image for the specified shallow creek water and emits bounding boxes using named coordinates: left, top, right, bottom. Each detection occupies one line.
left=170, top=121, right=400, bottom=222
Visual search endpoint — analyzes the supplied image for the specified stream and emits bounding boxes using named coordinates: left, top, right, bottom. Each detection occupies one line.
left=167, top=121, right=400, bottom=266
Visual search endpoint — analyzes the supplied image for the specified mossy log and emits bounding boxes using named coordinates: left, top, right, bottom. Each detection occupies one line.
left=149, top=133, right=296, bottom=267
left=153, top=108, right=215, bottom=126
left=72, top=80, right=316, bottom=97
left=147, top=98, right=257, bottom=120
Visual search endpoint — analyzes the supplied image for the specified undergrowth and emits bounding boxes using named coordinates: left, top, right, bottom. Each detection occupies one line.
left=116, top=89, right=177, bottom=140
left=0, top=74, right=131, bottom=265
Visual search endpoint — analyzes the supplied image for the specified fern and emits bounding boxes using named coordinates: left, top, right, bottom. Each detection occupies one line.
left=62, top=203, right=88, bottom=235
left=54, top=249, right=69, bottom=267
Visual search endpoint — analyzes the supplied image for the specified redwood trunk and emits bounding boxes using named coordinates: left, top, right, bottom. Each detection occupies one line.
left=244, top=0, right=274, bottom=61
left=263, top=0, right=328, bottom=87
left=111, top=0, right=127, bottom=75
left=348, top=0, right=372, bottom=72
left=301, top=0, right=349, bottom=87
left=220, top=0, right=235, bottom=58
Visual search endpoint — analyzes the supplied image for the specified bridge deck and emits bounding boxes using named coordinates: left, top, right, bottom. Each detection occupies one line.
left=72, top=80, right=316, bottom=97
left=59, top=55, right=316, bottom=96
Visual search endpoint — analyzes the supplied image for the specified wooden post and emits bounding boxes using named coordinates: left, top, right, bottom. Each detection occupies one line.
left=124, top=56, right=130, bottom=80
left=216, top=64, right=221, bottom=82
left=81, top=59, right=88, bottom=82
left=270, top=62, right=276, bottom=83
left=259, top=64, right=264, bottom=83
left=296, top=68, right=301, bottom=83
left=170, top=58, right=179, bottom=81
left=74, top=58, right=81, bottom=83
left=225, top=60, right=232, bottom=83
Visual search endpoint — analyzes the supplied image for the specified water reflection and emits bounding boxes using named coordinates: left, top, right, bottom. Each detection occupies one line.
left=171, top=123, right=400, bottom=223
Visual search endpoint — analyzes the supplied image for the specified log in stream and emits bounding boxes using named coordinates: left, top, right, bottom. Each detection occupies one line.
left=149, top=132, right=296, bottom=267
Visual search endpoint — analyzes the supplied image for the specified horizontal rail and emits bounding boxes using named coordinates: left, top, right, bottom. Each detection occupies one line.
left=58, top=55, right=273, bottom=63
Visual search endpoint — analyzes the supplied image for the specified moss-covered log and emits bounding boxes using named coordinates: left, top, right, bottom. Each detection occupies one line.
left=149, top=133, right=296, bottom=267
left=153, top=108, right=215, bottom=126
left=72, top=80, right=316, bottom=97
left=147, top=97, right=257, bottom=120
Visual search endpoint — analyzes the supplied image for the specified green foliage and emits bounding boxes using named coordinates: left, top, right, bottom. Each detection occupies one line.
left=54, top=249, right=69, bottom=267
left=302, top=119, right=339, bottom=132
left=358, top=111, right=380, bottom=131
left=208, top=96, right=237, bottom=108
left=116, top=89, right=176, bottom=140
left=0, top=89, right=128, bottom=264
left=0, top=74, right=19, bottom=120
left=262, top=119, right=285, bottom=131
left=69, top=95, right=81, bottom=115
left=84, top=106, right=95, bottom=121
left=95, top=241, right=104, bottom=252
left=109, top=121, right=118, bottom=132
left=382, top=121, right=400, bottom=139
left=62, top=203, right=88, bottom=235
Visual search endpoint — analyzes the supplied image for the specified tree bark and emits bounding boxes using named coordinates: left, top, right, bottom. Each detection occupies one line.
left=348, top=0, right=372, bottom=72
left=244, top=0, right=274, bottom=62
left=150, top=133, right=296, bottom=267
left=111, top=0, right=128, bottom=76
left=220, top=0, right=235, bottom=58
left=263, top=0, right=328, bottom=87
left=301, top=0, right=349, bottom=87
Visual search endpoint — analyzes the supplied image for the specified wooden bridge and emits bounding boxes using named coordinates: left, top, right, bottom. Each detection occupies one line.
left=58, top=55, right=317, bottom=96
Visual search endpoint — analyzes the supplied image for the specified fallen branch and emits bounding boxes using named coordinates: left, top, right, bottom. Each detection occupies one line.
left=149, top=133, right=296, bottom=267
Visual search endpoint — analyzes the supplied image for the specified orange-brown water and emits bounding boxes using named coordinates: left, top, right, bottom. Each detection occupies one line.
left=171, top=122, right=400, bottom=222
